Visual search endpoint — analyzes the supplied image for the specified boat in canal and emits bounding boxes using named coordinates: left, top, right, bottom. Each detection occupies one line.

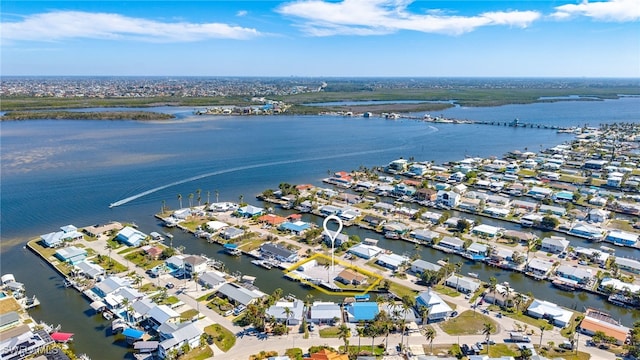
left=251, top=259, right=273, bottom=270
left=552, top=279, right=577, bottom=292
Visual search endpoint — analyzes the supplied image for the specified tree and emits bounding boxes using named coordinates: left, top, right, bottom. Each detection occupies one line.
left=520, top=346, right=533, bottom=360
left=424, top=327, right=436, bottom=354
left=337, top=324, right=351, bottom=354
left=400, top=295, right=415, bottom=349
left=539, top=325, right=546, bottom=348
left=105, top=242, right=115, bottom=266
left=177, top=193, right=183, bottom=209
left=418, top=305, right=430, bottom=327
left=239, top=194, right=244, bottom=206
left=196, top=189, right=202, bottom=206
left=540, top=215, right=559, bottom=229
left=456, top=219, right=470, bottom=233
left=206, top=190, right=210, bottom=205
left=215, top=190, right=219, bottom=203
left=356, top=323, right=365, bottom=355
left=483, top=322, right=495, bottom=354
left=488, top=277, right=498, bottom=304
left=188, top=193, right=194, bottom=208
left=283, top=306, right=293, bottom=326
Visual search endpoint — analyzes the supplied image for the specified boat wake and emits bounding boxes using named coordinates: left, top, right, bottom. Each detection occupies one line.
left=109, top=146, right=405, bottom=208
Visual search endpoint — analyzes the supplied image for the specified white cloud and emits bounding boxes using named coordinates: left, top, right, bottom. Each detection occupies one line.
left=551, top=0, right=640, bottom=22
left=237, top=10, right=248, bottom=17
left=277, top=0, right=541, bottom=36
left=1, top=11, right=262, bottom=43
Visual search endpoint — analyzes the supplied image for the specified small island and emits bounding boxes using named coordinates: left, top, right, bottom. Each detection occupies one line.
left=0, top=110, right=176, bottom=121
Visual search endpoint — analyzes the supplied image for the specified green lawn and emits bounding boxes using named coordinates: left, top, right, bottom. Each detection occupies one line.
left=388, top=281, right=419, bottom=299
left=502, top=311, right=553, bottom=331
left=439, top=310, right=499, bottom=335
left=181, top=346, right=213, bottom=360
left=480, top=343, right=519, bottom=357
left=180, top=309, right=199, bottom=321
left=433, top=284, right=461, bottom=297
left=204, top=324, right=236, bottom=352
left=124, top=250, right=164, bottom=270
left=319, top=326, right=341, bottom=338
left=344, top=344, right=385, bottom=356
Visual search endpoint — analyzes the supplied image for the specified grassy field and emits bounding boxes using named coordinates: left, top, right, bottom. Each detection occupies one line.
left=319, top=326, right=341, bottom=338
left=439, top=310, right=498, bottom=335
left=124, top=250, right=164, bottom=270
left=204, top=323, right=236, bottom=352
left=433, top=284, right=461, bottom=297
left=502, top=311, right=554, bottom=331
left=388, top=280, right=419, bottom=299
left=181, top=346, right=214, bottom=360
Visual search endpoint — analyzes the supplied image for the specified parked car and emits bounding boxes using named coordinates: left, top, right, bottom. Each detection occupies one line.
left=165, top=283, right=175, bottom=289
left=308, top=323, right=315, bottom=331
left=476, top=342, right=484, bottom=350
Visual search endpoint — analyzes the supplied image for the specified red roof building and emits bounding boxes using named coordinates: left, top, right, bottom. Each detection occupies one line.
left=257, top=214, right=287, bottom=226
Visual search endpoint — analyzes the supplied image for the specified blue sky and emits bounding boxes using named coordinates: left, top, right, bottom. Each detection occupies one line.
left=2, top=0, right=639, bottom=77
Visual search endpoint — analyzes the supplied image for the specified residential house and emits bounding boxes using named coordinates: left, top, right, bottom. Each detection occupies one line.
left=539, top=204, right=566, bottom=217
left=420, top=211, right=442, bottom=224
left=344, top=302, right=379, bottom=323
left=386, top=159, right=408, bottom=173
left=382, top=221, right=410, bottom=234
left=465, top=243, right=488, bottom=260
left=555, top=265, right=594, bottom=285
left=614, top=257, right=640, bottom=274
left=348, top=244, right=383, bottom=259
left=458, top=197, right=481, bottom=212
left=438, top=236, right=465, bottom=252
left=266, top=300, right=305, bottom=325
left=305, top=349, right=349, bottom=360
left=511, top=200, right=538, bottom=212
left=83, top=222, right=122, bottom=238
left=74, top=260, right=105, bottom=279
left=486, top=194, right=511, bottom=208
left=361, top=215, right=384, bottom=227
left=415, top=290, right=453, bottom=323
left=142, top=245, right=163, bottom=260
left=116, top=226, right=148, bottom=247
left=183, top=255, right=208, bottom=276
left=335, top=269, right=368, bottom=286
left=526, top=258, right=554, bottom=277
left=220, top=227, right=245, bottom=240
left=54, top=246, right=87, bottom=265
left=410, top=259, right=441, bottom=275
left=279, top=221, right=311, bottom=235
left=40, top=224, right=84, bottom=248
left=483, top=283, right=517, bottom=307
left=483, top=207, right=510, bottom=218
left=147, top=305, right=180, bottom=329
left=606, top=230, right=638, bottom=247
left=323, top=230, right=349, bottom=247
left=309, top=302, right=342, bottom=324
left=436, top=191, right=460, bottom=208
left=393, top=183, right=416, bottom=196
left=158, top=322, right=202, bottom=359
left=376, top=253, right=409, bottom=270
left=409, top=229, right=440, bottom=243
left=540, top=236, right=570, bottom=254
left=93, top=276, right=130, bottom=298
left=319, top=205, right=342, bottom=216
left=217, top=283, right=263, bottom=306
left=502, top=230, right=537, bottom=244
left=415, top=188, right=437, bottom=202
left=445, top=275, right=481, bottom=294
left=579, top=316, right=630, bottom=345
left=598, top=278, right=640, bottom=293
left=236, top=205, right=264, bottom=217
left=569, top=223, right=605, bottom=240
left=199, top=271, right=226, bottom=289
left=205, top=220, right=228, bottom=232
left=472, top=224, right=501, bottom=238
left=409, top=164, right=429, bottom=177
left=261, top=243, right=298, bottom=263
left=526, top=299, right=572, bottom=328
left=574, top=247, right=609, bottom=265
left=527, top=187, right=553, bottom=199
left=257, top=214, right=287, bottom=227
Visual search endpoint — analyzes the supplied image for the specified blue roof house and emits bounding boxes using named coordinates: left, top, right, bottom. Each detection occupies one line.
left=116, top=226, right=148, bottom=247
left=237, top=205, right=264, bottom=218
left=345, top=302, right=379, bottom=323
left=55, top=246, right=87, bottom=265
left=279, top=221, right=311, bottom=235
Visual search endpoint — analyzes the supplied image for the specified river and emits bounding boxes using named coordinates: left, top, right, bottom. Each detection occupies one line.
left=1, top=97, right=639, bottom=358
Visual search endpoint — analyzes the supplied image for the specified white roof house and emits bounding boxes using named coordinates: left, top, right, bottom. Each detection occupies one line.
left=526, top=299, right=573, bottom=328
left=438, top=236, right=465, bottom=251
left=266, top=300, right=305, bottom=325
left=376, top=253, right=409, bottom=270
left=573, top=247, right=609, bottom=264
left=348, top=244, right=383, bottom=259
left=472, top=224, right=501, bottom=238
left=415, top=290, right=453, bottom=323
left=526, top=258, right=554, bottom=277
left=206, top=221, right=228, bottom=231
left=309, top=302, right=342, bottom=324
left=614, top=257, right=640, bottom=274
left=410, top=260, right=441, bottom=274
left=599, top=277, right=640, bottom=293
left=540, top=236, right=570, bottom=254
left=445, top=275, right=481, bottom=294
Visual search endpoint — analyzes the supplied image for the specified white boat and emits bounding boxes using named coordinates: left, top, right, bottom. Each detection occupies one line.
left=468, top=272, right=479, bottom=278
left=102, top=311, right=113, bottom=320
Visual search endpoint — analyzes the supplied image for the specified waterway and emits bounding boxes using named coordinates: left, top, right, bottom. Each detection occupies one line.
left=1, top=97, right=639, bottom=358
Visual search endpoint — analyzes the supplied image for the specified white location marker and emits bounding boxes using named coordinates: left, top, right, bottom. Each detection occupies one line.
left=323, top=215, right=343, bottom=272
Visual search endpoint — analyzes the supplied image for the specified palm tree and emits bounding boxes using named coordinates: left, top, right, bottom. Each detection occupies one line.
left=356, top=323, right=365, bottom=355
left=539, top=325, right=545, bottom=348
left=196, top=189, right=202, bottom=206
left=239, top=194, right=244, bottom=206
left=105, top=242, right=114, bottom=267
left=424, top=327, right=436, bottom=354
left=206, top=190, right=210, bottom=205
left=483, top=322, right=495, bottom=355
left=177, top=193, right=183, bottom=209
left=122, top=297, right=131, bottom=324
left=337, top=323, right=351, bottom=354
left=215, top=190, right=219, bottom=203
left=514, top=292, right=525, bottom=313
left=283, top=306, right=293, bottom=326
left=188, top=193, right=194, bottom=208
left=488, top=277, right=498, bottom=304
left=400, top=295, right=415, bottom=349
left=418, top=305, right=430, bottom=327
left=161, top=200, right=166, bottom=214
